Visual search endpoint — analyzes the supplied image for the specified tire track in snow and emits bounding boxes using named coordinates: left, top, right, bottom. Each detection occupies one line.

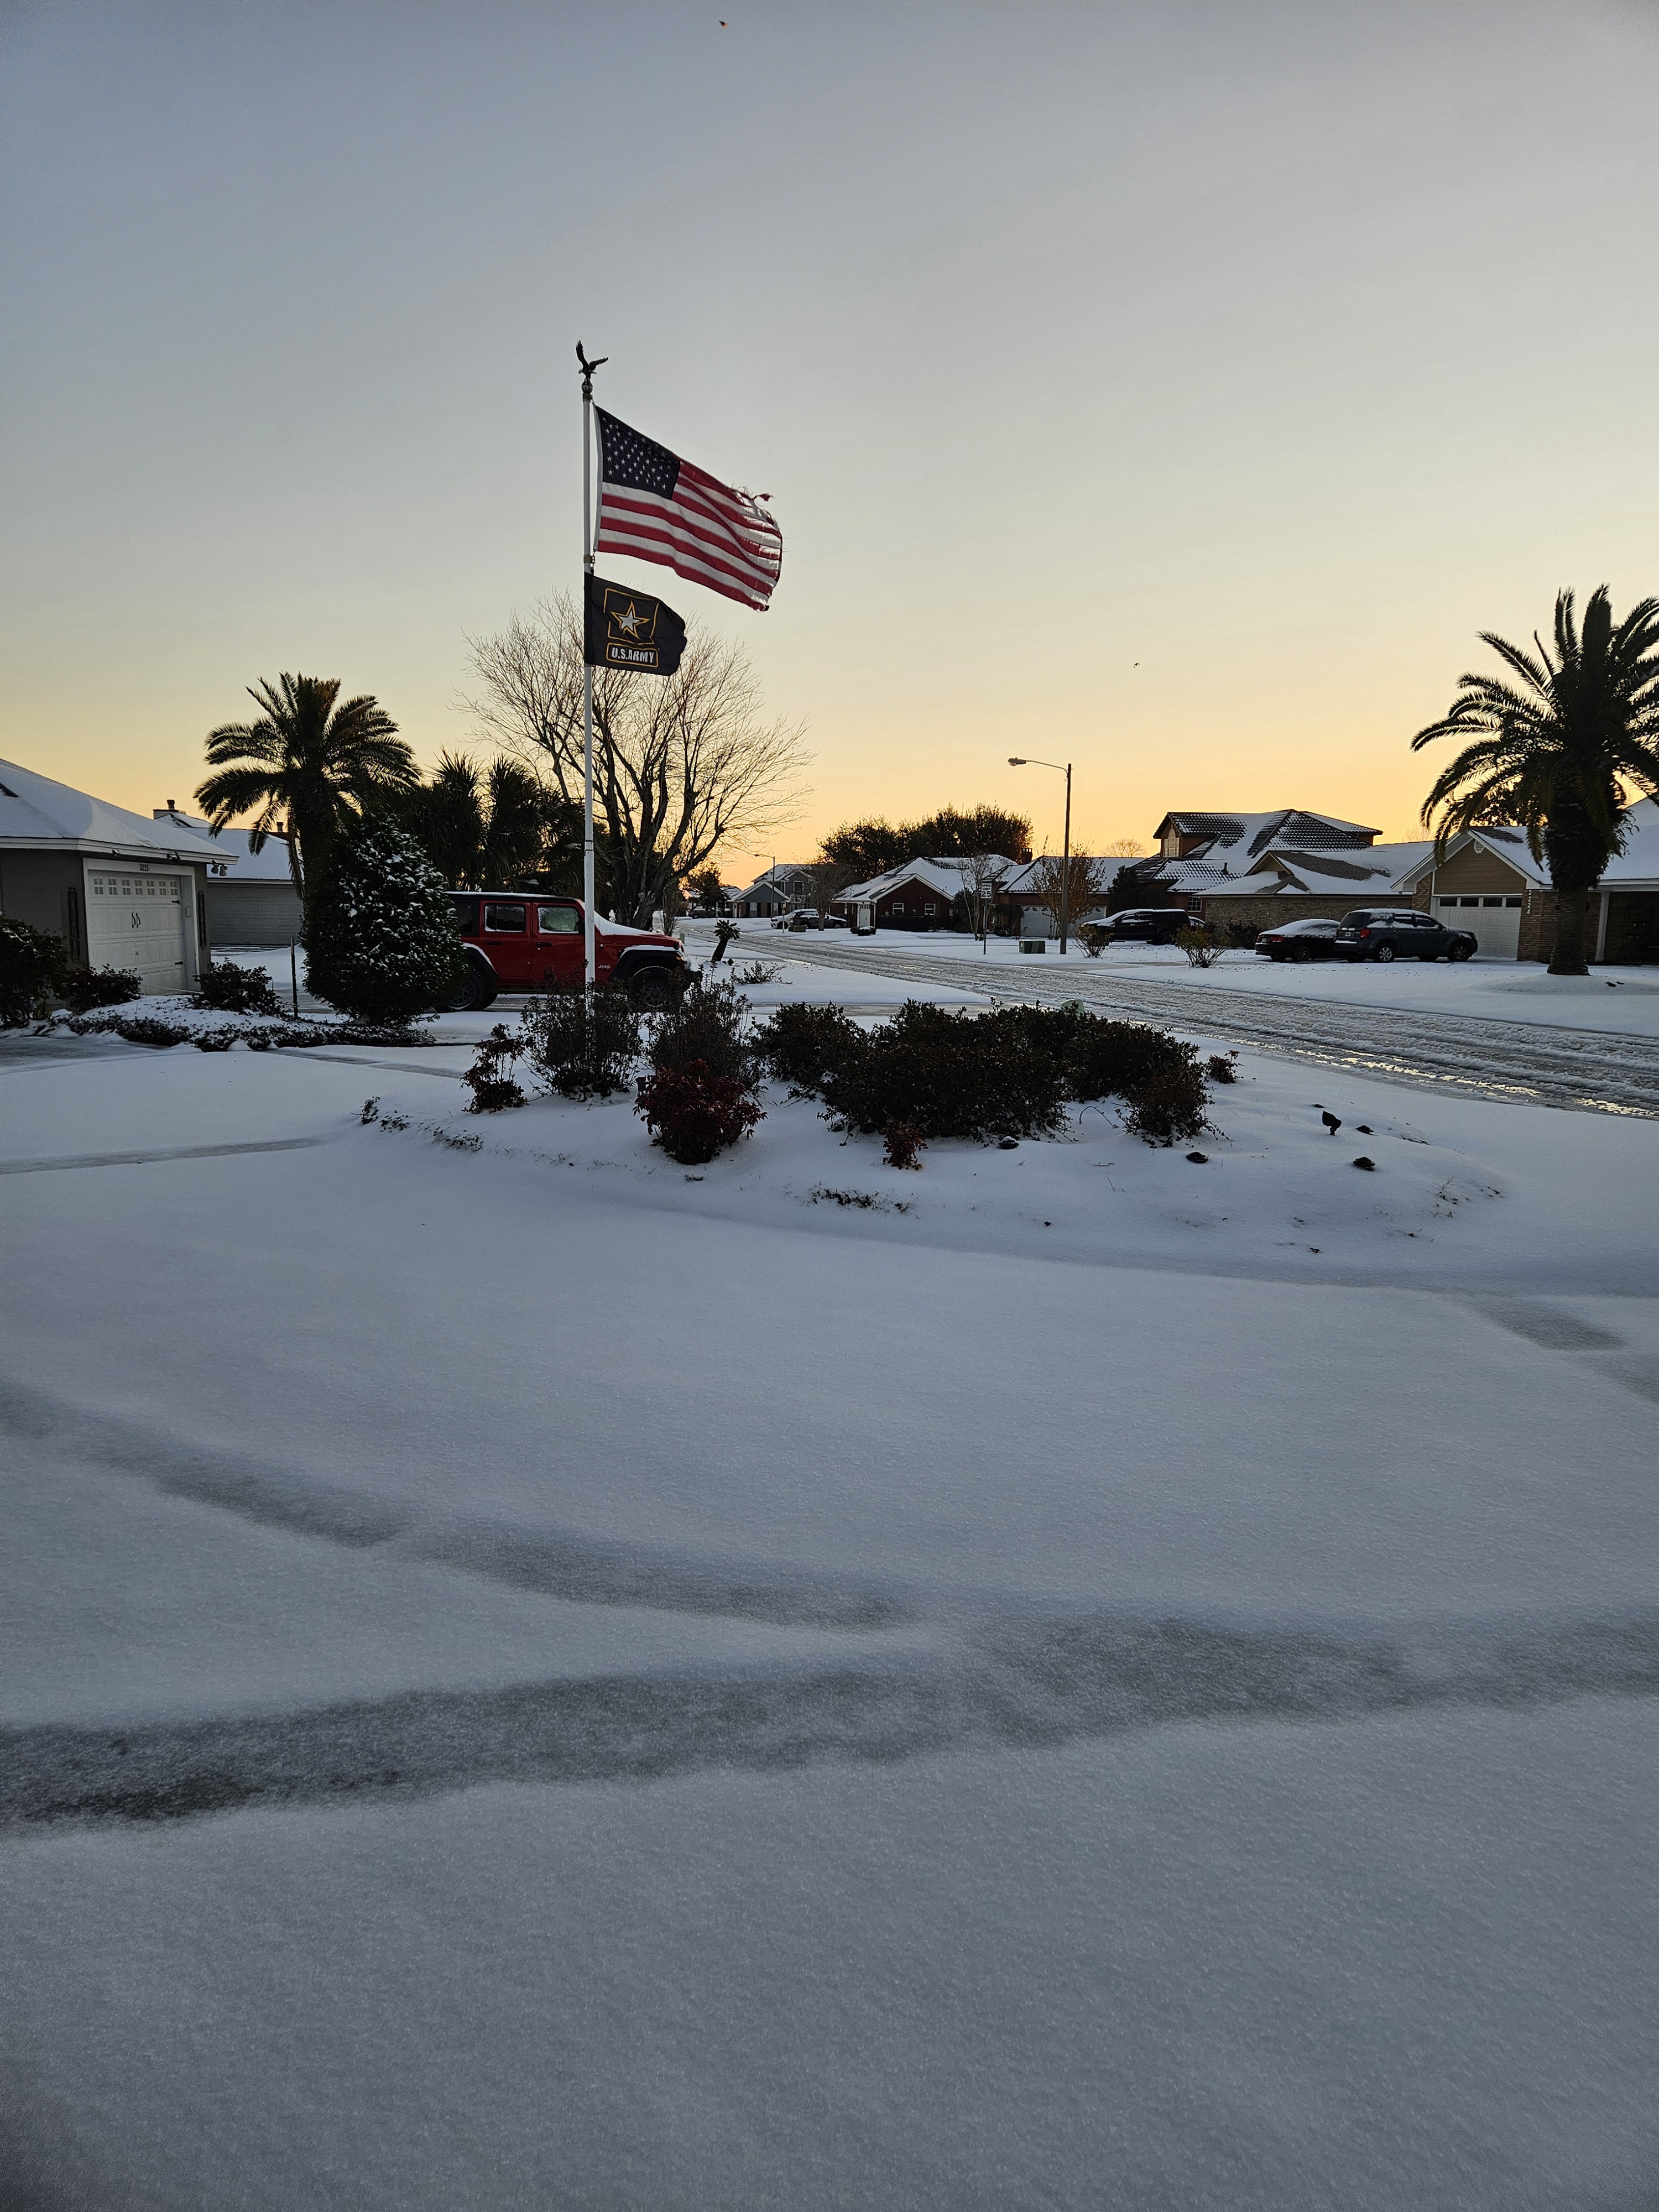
left=8, top=1611, right=1659, bottom=1833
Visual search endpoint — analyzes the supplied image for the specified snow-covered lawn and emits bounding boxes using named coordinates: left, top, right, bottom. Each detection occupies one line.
left=4, top=1028, right=1657, bottom=2205
left=691, top=920, right=1659, bottom=1036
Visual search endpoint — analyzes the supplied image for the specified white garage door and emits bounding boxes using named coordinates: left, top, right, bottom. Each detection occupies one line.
left=1437, top=893, right=1523, bottom=960
left=86, top=869, right=190, bottom=993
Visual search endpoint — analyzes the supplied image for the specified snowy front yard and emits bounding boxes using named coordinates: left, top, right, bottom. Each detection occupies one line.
left=4, top=1029, right=1658, bottom=2206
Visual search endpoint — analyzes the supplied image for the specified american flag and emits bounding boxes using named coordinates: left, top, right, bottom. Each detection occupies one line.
left=594, top=409, right=782, bottom=612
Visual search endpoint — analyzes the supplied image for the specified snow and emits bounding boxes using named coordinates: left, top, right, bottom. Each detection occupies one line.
left=5, top=1009, right=1658, bottom=2201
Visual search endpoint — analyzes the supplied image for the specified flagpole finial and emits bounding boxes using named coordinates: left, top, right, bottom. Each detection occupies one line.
left=576, top=341, right=608, bottom=399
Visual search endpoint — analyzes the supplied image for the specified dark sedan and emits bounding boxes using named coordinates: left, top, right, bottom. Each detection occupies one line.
left=1254, top=917, right=1343, bottom=962
left=1333, top=909, right=1478, bottom=962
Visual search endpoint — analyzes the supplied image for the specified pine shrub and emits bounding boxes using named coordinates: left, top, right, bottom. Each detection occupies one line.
left=0, top=918, right=72, bottom=1027
left=192, top=959, right=283, bottom=1016
left=821, top=1003, right=1068, bottom=1144
left=636, top=1058, right=763, bottom=1164
left=521, top=982, right=640, bottom=1099
left=303, top=816, right=464, bottom=1026
left=61, top=964, right=142, bottom=1013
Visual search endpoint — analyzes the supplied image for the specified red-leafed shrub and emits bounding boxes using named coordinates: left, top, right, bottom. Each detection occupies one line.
left=883, top=1121, right=924, bottom=1169
left=462, top=1023, right=526, bottom=1113
left=635, top=1057, right=763, bottom=1165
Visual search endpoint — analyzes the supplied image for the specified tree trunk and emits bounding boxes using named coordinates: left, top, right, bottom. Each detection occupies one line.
left=1548, top=885, right=1592, bottom=977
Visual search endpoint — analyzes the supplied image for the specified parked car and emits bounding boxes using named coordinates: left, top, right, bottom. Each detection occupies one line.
left=1101, top=907, right=1202, bottom=946
left=1333, top=909, right=1478, bottom=963
left=445, top=893, right=693, bottom=1011
left=1254, top=917, right=1343, bottom=962
left=784, top=909, right=822, bottom=932
left=817, top=911, right=850, bottom=930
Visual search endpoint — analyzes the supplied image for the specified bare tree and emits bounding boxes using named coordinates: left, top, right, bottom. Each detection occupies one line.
left=808, top=862, right=859, bottom=922
left=463, top=595, right=810, bottom=927
left=1103, top=836, right=1146, bottom=857
left=956, top=853, right=1004, bottom=943
left=1028, top=850, right=1107, bottom=934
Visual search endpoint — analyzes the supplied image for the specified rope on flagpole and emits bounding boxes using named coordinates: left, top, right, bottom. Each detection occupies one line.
left=576, top=342, right=606, bottom=998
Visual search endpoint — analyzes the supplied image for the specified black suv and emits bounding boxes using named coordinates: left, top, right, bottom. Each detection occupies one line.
left=1333, top=909, right=1478, bottom=963
left=1104, top=907, right=1201, bottom=946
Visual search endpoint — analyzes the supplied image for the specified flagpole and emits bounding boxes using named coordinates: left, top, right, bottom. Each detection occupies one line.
left=577, top=343, right=601, bottom=995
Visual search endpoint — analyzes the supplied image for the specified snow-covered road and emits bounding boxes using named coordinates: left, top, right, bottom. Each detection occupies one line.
left=727, top=933, right=1659, bottom=1114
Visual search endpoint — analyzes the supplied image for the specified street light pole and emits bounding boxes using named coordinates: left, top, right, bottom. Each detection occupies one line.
left=1008, top=755, right=1074, bottom=955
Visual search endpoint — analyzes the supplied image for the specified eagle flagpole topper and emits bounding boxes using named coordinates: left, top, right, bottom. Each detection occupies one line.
left=575, top=342, right=782, bottom=986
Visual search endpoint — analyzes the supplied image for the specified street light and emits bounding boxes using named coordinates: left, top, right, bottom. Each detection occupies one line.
left=1008, top=755, right=1073, bottom=954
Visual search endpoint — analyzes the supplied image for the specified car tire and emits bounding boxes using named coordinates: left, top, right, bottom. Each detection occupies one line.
left=1451, top=942, right=1473, bottom=962
left=628, top=966, right=684, bottom=1013
left=1374, top=943, right=1396, bottom=963
left=445, top=961, right=496, bottom=1013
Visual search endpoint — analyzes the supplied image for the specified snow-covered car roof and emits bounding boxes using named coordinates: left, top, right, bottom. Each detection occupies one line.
left=1256, top=916, right=1341, bottom=935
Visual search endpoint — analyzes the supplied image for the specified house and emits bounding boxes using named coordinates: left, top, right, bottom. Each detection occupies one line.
left=733, top=863, right=816, bottom=919
left=153, top=805, right=302, bottom=946
left=0, top=757, right=228, bottom=994
left=830, top=855, right=1018, bottom=932
left=1192, top=841, right=1435, bottom=938
left=1394, top=801, right=1659, bottom=964
left=998, top=855, right=1117, bottom=937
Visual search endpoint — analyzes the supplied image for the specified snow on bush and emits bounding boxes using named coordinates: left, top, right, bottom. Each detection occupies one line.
left=192, top=959, right=283, bottom=1016
left=303, top=816, right=463, bottom=1026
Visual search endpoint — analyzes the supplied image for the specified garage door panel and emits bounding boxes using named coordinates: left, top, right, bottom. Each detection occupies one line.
left=1438, top=894, right=1522, bottom=961
left=86, top=871, right=189, bottom=993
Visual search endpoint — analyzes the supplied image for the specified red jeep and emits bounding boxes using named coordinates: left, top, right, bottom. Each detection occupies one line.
left=445, top=894, right=692, bottom=1012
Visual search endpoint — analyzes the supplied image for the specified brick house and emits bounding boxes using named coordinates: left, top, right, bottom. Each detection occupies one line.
left=830, top=855, right=1018, bottom=932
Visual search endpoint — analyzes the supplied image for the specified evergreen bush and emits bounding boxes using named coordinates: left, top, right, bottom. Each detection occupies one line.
left=521, top=982, right=640, bottom=1098
left=61, top=964, right=142, bottom=1014
left=0, top=918, right=71, bottom=1027
left=754, top=1001, right=863, bottom=1093
left=303, top=815, right=463, bottom=1026
left=192, top=959, right=283, bottom=1016
left=648, top=976, right=754, bottom=1087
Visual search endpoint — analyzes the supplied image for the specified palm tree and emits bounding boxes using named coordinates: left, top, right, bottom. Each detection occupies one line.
left=398, top=752, right=576, bottom=888
left=195, top=674, right=417, bottom=911
left=1412, top=588, right=1659, bottom=974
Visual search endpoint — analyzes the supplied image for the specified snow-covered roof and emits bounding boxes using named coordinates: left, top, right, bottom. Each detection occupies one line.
left=1393, top=827, right=1548, bottom=892
left=1243, top=841, right=1434, bottom=899
left=152, top=807, right=293, bottom=881
left=1603, top=796, right=1659, bottom=886
left=1156, top=808, right=1381, bottom=859
left=1000, top=856, right=1114, bottom=899
left=733, top=862, right=815, bottom=901
left=840, top=854, right=1017, bottom=904
left=0, top=757, right=230, bottom=864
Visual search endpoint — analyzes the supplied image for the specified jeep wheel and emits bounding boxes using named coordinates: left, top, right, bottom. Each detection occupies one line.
left=629, top=966, right=683, bottom=1013
left=445, top=962, right=497, bottom=1013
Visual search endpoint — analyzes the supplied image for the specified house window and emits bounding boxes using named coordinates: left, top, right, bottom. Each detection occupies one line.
left=1438, top=898, right=1458, bottom=908
left=1481, top=896, right=1505, bottom=907
left=924, top=902, right=936, bottom=915
left=891, top=901, right=904, bottom=914
left=1504, top=896, right=1521, bottom=908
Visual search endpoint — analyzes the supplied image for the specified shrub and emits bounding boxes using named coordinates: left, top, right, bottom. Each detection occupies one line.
left=1079, top=925, right=1110, bottom=958
left=61, top=964, right=142, bottom=1014
left=192, top=959, right=283, bottom=1016
left=821, top=1002, right=1068, bottom=1144
left=732, top=958, right=781, bottom=985
left=1121, top=1060, right=1210, bottom=1145
left=635, top=1058, right=763, bottom=1164
left=883, top=1121, right=924, bottom=1169
left=107, top=1015, right=191, bottom=1047
left=304, top=815, right=464, bottom=1026
left=1207, top=1053, right=1238, bottom=1084
left=521, top=982, right=640, bottom=1098
left=1176, top=926, right=1224, bottom=968
left=0, top=918, right=72, bottom=1027
left=648, top=975, right=754, bottom=1087
left=753, top=1001, right=863, bottom=1093
left=462, top=1023, right=527, bottom=1113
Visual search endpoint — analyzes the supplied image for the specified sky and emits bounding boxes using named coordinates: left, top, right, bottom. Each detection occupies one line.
left=5, top=0, right=1659, bottom=880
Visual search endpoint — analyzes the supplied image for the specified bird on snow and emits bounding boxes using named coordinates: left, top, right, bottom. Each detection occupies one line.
left=1322, top=1110, right=1342, bottom=1135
